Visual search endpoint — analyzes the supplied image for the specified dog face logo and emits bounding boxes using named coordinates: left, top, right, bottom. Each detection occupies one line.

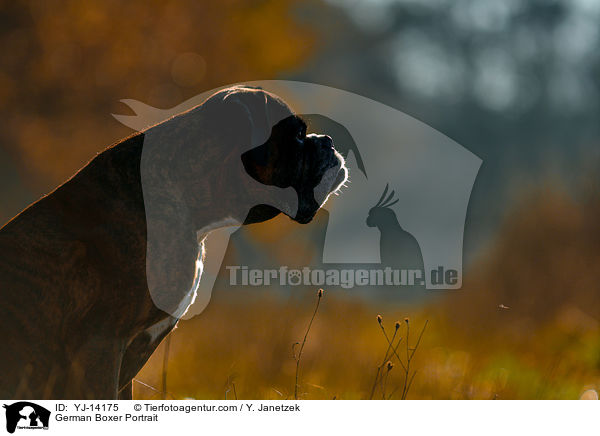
left=3, top=402, right=50, bottom=433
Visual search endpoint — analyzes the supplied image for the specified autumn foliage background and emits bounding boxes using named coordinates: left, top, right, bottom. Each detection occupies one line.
left=1, top=0, right=599, bottom=399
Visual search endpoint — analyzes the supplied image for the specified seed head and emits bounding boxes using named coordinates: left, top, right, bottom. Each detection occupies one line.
left=318, top=288, right=324, bottom=298
left=386, top=361, right=394, bottom=371
left=395, top=321, right=401, bottom=330
left=404, top=317, right=409, bottom=324
left=377, top=314, right=383, bottom=324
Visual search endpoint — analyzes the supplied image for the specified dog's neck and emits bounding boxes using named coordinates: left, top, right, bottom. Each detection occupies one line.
left=136, top=117, right=259, bottom=318
left=197, top=216, right=241, bottom=241
left=135, top=110, right=300, bottom=318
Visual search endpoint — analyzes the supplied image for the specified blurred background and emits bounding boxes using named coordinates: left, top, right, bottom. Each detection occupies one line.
left=1, top=0, right=598, bottom=399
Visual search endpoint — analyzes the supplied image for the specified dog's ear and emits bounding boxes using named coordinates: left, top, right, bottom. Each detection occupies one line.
left=240, top=142, right=270, bottom=180
left=221, top=88, right=295, bottom=180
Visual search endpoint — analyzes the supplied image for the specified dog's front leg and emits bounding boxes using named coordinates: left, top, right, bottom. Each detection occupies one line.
left=63, top=335, right=126, bottom=400
left=118, top=381, right=132, bottom=400
left=117, top=316, right=178, bottom=400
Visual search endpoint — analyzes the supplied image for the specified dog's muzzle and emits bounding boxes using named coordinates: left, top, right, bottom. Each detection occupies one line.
left=293, top=134, right=347, bottom=224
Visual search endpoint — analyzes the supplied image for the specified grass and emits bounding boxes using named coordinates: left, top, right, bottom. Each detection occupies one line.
left=131, top=180, right=600, bottom=400
left=132, top=288, right=599, bottom=400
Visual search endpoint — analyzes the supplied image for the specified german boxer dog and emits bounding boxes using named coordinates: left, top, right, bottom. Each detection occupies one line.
left=0, top=86, right=347, bottom=399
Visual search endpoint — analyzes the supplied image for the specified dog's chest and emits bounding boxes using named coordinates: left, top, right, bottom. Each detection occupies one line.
left=141, top=244, right=203, bottom=348
left=173, top=250, right=204, bottom=318
left=144, top=317, right=177, bottom=343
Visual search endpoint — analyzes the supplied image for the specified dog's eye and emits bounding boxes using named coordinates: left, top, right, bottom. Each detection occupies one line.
left=296, top=128, right=306, bottom=141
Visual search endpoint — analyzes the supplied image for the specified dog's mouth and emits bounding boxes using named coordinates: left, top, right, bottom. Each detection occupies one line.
left=323, top=150, right=348, bottom=196
left=331, top=155, right=348, bottom=192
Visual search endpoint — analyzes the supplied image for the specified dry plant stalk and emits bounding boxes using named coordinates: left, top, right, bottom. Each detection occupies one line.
left=369, top=316, right=401, bottom=399
left=225, top=375, right=238, bottom=400
left=370, top=315, right=428, bottom=400
left=293, top=288, right=324, bottom=400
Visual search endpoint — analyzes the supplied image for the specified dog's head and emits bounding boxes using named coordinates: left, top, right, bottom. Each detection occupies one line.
left=203, top=86, right=347, bottom=225
left=241, top=113, right=347, bottom=224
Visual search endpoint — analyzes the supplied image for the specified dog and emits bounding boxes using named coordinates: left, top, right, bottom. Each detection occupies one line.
left=0, top=86, right=347, bottom=399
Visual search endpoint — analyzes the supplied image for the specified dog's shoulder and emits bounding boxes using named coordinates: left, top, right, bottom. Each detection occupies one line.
left=0, top=131, right=150, bottom=293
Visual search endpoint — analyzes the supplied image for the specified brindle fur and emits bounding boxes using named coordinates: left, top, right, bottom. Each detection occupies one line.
left=0, top=134, right=170, bottom=399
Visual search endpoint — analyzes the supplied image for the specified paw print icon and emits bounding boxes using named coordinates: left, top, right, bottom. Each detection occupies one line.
left=287, top=270, right=302, bottom=286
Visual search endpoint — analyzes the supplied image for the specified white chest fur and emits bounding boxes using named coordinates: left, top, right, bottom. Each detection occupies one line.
left=144, top=316, right=177, bottom=343
left=173, top=249, right=204, bottom=320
